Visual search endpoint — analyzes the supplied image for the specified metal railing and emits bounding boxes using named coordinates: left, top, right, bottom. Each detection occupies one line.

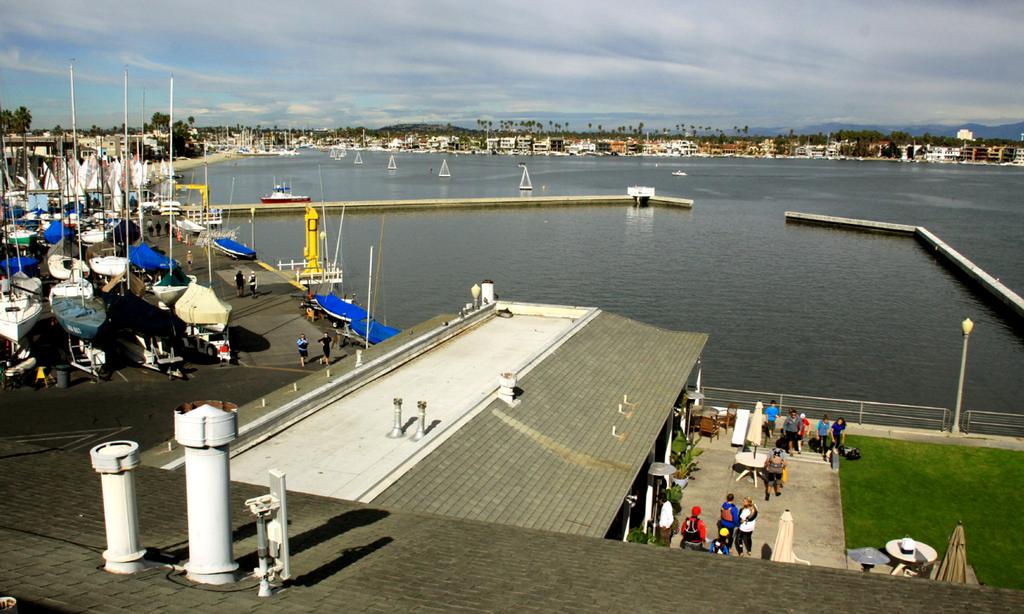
left=701, top=386, right=951, bottom=432
left=961, top=410, right=1024, bottom=437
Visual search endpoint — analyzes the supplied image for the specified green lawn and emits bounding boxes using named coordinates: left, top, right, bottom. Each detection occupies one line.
left=840, top=435, right=1024, bottom=589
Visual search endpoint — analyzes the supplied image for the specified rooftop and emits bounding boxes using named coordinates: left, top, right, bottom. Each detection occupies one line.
left=2, top=439, right=1021, bottom=612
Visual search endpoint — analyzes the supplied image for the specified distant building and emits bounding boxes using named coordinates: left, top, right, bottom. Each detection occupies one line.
left=956, top=128, right=974, bottom=141
left=924, top=145, right=961, bottom=163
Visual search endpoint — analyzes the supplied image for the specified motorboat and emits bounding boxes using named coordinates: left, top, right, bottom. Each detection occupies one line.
left=80, top=227, right=107, bottom=244
left=260, top=183, right=310, bottom=204
left=0, top=288, right=44, bottom=346
left=212, top=238, right=256, bottom=260
left=672, top=170, right=688, bottom=176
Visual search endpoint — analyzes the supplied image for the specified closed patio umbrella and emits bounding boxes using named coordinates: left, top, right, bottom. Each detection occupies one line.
left=934, top=522, right=968, bottom=583
left=746, top=402, right=764, bottom=450
left=770, top=509, right=810, bottom=565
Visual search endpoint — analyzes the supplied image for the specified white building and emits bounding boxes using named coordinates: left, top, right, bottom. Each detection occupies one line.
left=924, top=146, right=961, bottom=163
left=956, top=128, right=975, bottom=141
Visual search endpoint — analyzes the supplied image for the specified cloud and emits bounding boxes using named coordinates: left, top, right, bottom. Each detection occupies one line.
left=2, top=0, right=1022, bottom=129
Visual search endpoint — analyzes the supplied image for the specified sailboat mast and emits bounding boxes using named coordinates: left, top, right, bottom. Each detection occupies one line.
left=168, top=76, right=174, bottom=265
left=70, top=64, right=83, bottom=266
left=366, top=245, right=373, bottom=350
left=123, top=68, right=130, bottom=292
left=205, top=146, right=212, bottom=286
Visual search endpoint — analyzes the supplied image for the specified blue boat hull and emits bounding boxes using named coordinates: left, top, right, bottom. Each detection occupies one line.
left=52, top=297, right=108, bottom=341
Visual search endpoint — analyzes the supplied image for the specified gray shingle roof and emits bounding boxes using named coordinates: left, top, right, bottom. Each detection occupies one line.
left=373, top=311, right=708, bottom=537
left=1, top=440, right=1022, bottom=613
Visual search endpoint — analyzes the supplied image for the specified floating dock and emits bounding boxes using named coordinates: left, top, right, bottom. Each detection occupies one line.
left=213, top=194, right=694, bottom=213
left=786, top=211, right=1024, bottom=319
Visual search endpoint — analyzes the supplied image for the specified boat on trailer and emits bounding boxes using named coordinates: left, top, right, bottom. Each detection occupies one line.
left=212, top=238, right=256, bottom=260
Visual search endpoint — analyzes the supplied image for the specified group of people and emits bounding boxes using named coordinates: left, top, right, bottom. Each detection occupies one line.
left=679, top=494, right=760, bottom=556
left=144, top=218, right=171, bottom=237
left=233, top=270, right=258, bottom=298
left=761, top=400, right=847, bottom=458
left=296, top=331, right=338, bottom=367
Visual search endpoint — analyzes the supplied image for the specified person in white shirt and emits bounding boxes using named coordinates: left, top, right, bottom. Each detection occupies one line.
left=736, top=497, right=759, bottom=556
left=657, top=497, right=675, bottom=546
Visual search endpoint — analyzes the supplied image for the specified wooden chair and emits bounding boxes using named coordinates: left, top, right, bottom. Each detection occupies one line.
left=698, top=416, right=720, bottom=442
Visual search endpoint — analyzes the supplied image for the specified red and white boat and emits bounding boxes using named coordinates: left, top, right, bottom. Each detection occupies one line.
left=260, top=183, right=310, bottom=204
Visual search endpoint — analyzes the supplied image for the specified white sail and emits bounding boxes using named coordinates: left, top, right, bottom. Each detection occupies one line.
left=387, top=154, right=397, bottom=170
left=27, top=166, right=42, bottom=191
left=439, top=158, right=450, bottom=178
left=43, top=163, right=59, bottom=191
left=354, top=151, right=363, bottom=165
left=519, top=164, right=533, bottom=190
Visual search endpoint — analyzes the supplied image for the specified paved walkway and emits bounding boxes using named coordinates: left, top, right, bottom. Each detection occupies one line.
left=670, top=424, right=847, bottom=569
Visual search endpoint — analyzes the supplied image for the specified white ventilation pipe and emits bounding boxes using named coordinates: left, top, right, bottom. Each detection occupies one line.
left=90, top=440, right=147, bottom=574
left=480, top=279, right=495, bottom=305
left=174, top=401, right=239, bottom=585
left=498, top=372, right=517, bottom=406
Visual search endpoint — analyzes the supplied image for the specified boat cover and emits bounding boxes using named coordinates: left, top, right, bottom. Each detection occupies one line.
left=129, top=244, right=176, bottom=271
left=101, top=291, right=184, bottom=337
left=314, top=293, right=368, bottom=322
left=111, top=219, right=140, bottom=245
left=174, top=283, right=232, bottom=326
left=213, top=238, right=256, bottom=258
left=351, top=317, right=401, bottom=345
left=155, top=267, right=190, bottom=287
left=52, top=296, right=107, bottom=340
left=1, top=257, right=39, bottom=278
left=44, top=220, right=74, bottom=244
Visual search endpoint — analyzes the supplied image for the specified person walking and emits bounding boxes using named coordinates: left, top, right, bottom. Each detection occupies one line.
left=735, top=497, right=759, bottom=556
left=718, top=493, right=739, bottom=549
left=709, top=528, right=731, bottom=555
left=296, top=334, right=309, bottom=367
left=816, top=414, right=831, bottom=459
left=782, top=409, right=801, bottom=454
left=656, top=496, right=674, bottom=546
left=764, top=400, right=780, bottom=445
left=680, top=506, right=707, bottom=552
left=797, top=413, right=810, bottom=453
left=248, top=272, right=257, bottom=298
left=234, top=270, right=245, bottom=297
left=763, top=448, right=787, bottom=500
left=319, top=332, right=332, bottom=366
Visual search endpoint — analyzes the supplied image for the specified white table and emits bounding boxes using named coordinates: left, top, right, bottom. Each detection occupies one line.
left=885, top=539, right=937, bottom=576
left=733, top=451, right=768, bottom=487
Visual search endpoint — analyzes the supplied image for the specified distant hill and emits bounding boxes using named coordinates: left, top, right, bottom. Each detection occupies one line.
left=751, top=121, right=1024, bottom=140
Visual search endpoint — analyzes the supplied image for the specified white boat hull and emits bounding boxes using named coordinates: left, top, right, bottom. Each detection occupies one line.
left=50, top=278, right=95, bottom=302
left=48, top=255, right=90, bottom=281
left=80, top=228, right=107, bottom=244
left=0, top=294, right=44, bottom=344
left=152, top=283, right=188, bottom=308
left=89, top=256, right=129, bottom=277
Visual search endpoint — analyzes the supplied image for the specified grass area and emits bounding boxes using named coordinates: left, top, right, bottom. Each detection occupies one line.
left=840, top=435, right=1024, bottom=589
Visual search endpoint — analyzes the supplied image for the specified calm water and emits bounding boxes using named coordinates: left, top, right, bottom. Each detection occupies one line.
left=188, top=153, right=1024, bottom=412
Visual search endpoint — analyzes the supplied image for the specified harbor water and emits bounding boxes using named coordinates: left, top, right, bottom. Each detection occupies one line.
left=190, top=152, right=1024, bottom=413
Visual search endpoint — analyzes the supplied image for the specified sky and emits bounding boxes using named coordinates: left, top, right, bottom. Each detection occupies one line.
left=1, top=1, right=1022, bottom=132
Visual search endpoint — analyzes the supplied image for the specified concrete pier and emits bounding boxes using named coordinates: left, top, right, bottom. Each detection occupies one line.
left=213, top=194, right=694, bottom=213
left=786, top=211, right=1024, bottom=320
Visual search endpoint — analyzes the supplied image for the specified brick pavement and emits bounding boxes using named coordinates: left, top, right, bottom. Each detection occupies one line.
left=1, top=440, right=1022, bottom=613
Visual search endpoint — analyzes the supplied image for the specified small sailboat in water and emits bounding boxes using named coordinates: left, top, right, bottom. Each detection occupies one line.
left=387, top=154, right=397, bottom=170
left=354, top=151, right=363, bottom=165
left=438, top=158, right=451, bottom=178
left=518, top=163, right=533, bottom=191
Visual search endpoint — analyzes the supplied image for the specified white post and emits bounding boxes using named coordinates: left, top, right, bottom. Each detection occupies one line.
left=174, top=401, right=239, bottom=585
left=952, top=318, right=974, bottom=434
left=366, top=245, right=373, bottom=350
left=90, top=440, right=147, bottom=573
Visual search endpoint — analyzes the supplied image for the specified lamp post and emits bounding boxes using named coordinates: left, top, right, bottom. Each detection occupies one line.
left=952, top=318, right=974, bottom=433
left=471, top=283, right=481, bottom=309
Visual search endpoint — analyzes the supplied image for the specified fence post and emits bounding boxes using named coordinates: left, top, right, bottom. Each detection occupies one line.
left=858, top=402, right=863, bottom=425
left=961, top=411, right=968, bottom=434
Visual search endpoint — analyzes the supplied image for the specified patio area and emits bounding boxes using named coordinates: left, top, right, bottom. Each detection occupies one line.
left=669, top=417, right=847, bottom=569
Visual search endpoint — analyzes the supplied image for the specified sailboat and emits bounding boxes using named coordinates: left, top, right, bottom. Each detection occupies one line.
left=151, top=267, right=191, bottom=308
left=387, top=154, right=397, bottom=170
left=354, top=151, right=363, bottom=165
left=438, top=159, right=451, bottom=178
left=518, top=163, right=533, bottom=191
left=0, top=288, right=44, bottom=347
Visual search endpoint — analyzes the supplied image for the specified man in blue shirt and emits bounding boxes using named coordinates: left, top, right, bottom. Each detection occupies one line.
left=764, top=400, right=780, bottom=445
left=719, top=493, right=739, bottom=549
left=816, top=415, right=831, bottom=460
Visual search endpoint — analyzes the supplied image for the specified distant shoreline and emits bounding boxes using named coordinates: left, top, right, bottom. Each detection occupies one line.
left=173, top=151, right=240, bottom=171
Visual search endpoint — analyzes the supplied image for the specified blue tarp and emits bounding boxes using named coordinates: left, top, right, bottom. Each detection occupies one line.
left=351, top=318, right=401, bottom=345
left=1, top=256, right=39, bottom=278
left=213, top=238, right=256, bottom=259
left=128, top=244, right=176, bottom=271
left=313, top=293, right=368, bottom=322
left=44, top=220, right=74, bottom=244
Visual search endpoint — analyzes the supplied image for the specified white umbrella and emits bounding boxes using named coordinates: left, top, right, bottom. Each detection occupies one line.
left=934, top=522, right=968, bottom=583
left=746, top=403, right=765, bottom=450
left=770, top=509, right=810, bottom=565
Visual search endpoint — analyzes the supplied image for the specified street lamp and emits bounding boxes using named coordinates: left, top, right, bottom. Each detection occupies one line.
left=952, top=318, right=974, bottom=433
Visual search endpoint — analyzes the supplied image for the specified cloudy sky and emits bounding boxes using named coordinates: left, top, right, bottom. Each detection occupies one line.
left=1, top=1, right=1021, bottom=131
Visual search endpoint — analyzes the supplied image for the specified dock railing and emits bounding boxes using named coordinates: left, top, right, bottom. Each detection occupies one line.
left=961, top=410, right=1024, bottom=437
left=701, top=386, right=951, bottom=432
